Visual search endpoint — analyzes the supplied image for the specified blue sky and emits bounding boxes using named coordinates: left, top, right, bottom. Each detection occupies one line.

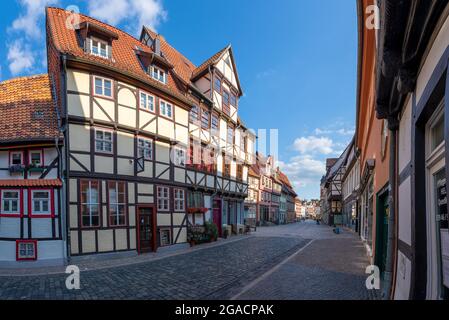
left=0, top=0, right=358, bottom=200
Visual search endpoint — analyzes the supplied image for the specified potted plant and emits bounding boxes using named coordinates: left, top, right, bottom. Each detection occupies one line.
left=205, top=221, right=218, bottom=242
left=27, top=162, right=45, bottom=173
left=9, top=164, right=25, bottom=174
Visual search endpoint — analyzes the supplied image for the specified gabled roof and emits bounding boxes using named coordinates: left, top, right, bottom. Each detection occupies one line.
left=191, top=45, right=229, bottom=80
left=191, top=45, right=244, bottom=96
left=46, top=7, right=193, bottom=106
left=0, top=74, right=60, bottom=144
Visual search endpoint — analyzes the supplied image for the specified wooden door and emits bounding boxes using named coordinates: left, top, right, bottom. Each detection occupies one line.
left=213, top=199, right=222, bottom=237
left=137, top=207, right=155, bottom=253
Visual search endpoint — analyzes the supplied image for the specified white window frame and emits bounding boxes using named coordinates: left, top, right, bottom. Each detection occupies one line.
left=159, top=228, right=171, bottom=246
left=17, top=241, right=37, bottom=260
left=94, top=76, right=113, bottom=98
left=137, top=137, right=153, bottom=160
left=10, top=151, right=24, bottom=166
left=90, top=37, right=109, bottom=59
left=31, top=190, right=51, bottom=216
left=1, top=190, right=20, bottom=215
left=95, top=128, right=113, bottom=153
left=159, top=99, right=173, bottom=119
left=81, top=180, right=100, bottom=228
left=108, top=181, right=127, bottom=227
left=150, top=65, right=167, bottom=84
left=173, top=146, right=186, bottom=167
left=29, top=150, right=43, bottom=167
left=174, top=189, right=185, bottom=212
left=157, top=186, right=170, bottom=212
left=139, top=91, right=155, bottom=112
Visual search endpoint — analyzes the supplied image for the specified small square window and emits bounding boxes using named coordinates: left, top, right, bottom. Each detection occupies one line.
left=138, top=137, right=153, bottom=160
left=140, top=91, right=155, bottom=112
left=160, top=100, right=173, bottom=119
left=160, top=229, right=171, bottom=246
left=95, top=129, right=113, bottom=153
left=1, top=190, right=20, bottom=215
left=31, top=190, right=51, bottom=216
left=16, top=241, right=37, bottom=261
left=29, top=150, right=43, bottom=167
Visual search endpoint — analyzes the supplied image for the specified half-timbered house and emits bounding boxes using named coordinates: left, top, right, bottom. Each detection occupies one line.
left=0, top=75, right=64, bottom=266
left=45, top=7, right=254, bottom=258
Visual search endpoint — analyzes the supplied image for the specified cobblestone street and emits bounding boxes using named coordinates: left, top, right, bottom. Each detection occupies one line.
left=0, top=221, right=379, bottom=300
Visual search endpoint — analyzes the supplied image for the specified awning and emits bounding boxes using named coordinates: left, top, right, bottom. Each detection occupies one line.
left=0, top=179, right=63, bottom=188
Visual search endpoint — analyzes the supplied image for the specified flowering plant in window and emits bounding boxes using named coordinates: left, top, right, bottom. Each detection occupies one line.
left=187, top=207, right=208, bottom=214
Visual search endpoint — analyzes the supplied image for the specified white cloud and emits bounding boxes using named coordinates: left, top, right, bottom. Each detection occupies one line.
left=336, top=128, right=355, bottom=136
left=88, top=0, right=167, bottom=33
left=256, top=69, right=276, bottom=79
left=278, top=155, right=326, bottom=191
left=7, top=41, right=35, bottom=75
left=11, top=0, right=59, bottom=38
left=314, top=128, right=332, bottom=135
left=293, top=136, right=334, bottom=155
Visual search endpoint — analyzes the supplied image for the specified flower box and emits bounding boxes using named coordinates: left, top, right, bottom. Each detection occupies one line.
left=9, top=164, right=25, bottom=174
left=187, top=207, right=208, bottom=214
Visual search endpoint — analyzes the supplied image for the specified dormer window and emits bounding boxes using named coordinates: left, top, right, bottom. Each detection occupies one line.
left=90, top=37, right=109, bottom=59
left=150, top=65, right=167, bottom=84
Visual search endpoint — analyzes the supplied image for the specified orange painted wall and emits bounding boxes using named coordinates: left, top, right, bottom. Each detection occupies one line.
left=356, top=0, right=390, bottom=261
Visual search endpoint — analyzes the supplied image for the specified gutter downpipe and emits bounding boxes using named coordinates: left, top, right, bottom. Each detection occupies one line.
left=383, top=116, right=398, bottom=300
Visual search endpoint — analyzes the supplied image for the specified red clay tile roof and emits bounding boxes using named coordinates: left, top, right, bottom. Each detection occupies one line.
left=46, top=7, right=193, bottom=106
left=142, top=27, right=196, bottom=85
left=0, top=74, right=60, bottom=143
left=0, top=179, right=62, bottom=187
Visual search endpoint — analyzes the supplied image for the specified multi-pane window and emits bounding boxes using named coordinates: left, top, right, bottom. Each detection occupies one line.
left=160, top=229, right=171, bottom=246
left=159, top=100, right=173, bottom=119
left=223, top=156, right=231, bottom=178
left=227, top=126, right=234, bottom=145
left=223, top=90, right=230, bottom=106
left=90, top=38, right=109, bottom=59
left=230, top=94, right=237, bottom=107
left=138, top=137, right=153, bottom=160
left=211, top=114, right=219, bottom=133
left=94, top=76, right=113, bottom=98
left=31, top=190, right=50, bottom=215
left=174, top=189, right=185, bottom=211
left=108, top=182, right=126, bottom=226
left=241, top=136, right=247, bottom=153
left=201, top=110, right=210, bottom=129
left=214, top=77, right=221, bottom=92
left=190, top=105, right=199, bottom=123
left=81, top=180, right=100, bottom=228
left=140, top=92, right=155, bottom=112
left=29, top=150, right=43, bottom=167
left=187, top=191, right=204, bottom=208
left=151, top=66, right=167, bottom=84
left=174, top=147, right=186, bottom=167
left=157, top=186, right=170, bottom=212
left=17, top=241, right=36, bottom=260
left=10, top=151, right=23, bottom=166
left=1, top=190, right=20, bottom=214
left=95, top=129, right=113, bottom=153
